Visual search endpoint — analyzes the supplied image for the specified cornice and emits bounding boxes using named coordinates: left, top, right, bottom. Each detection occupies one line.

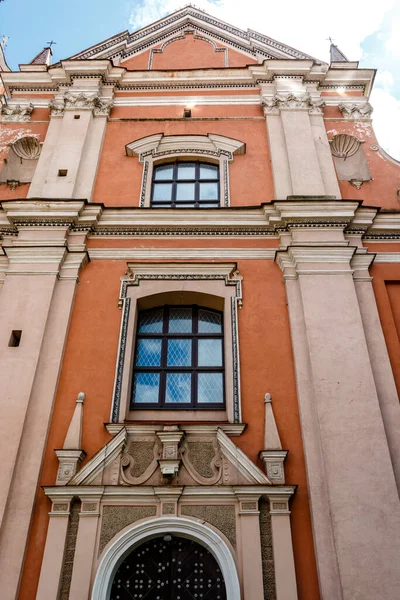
left=105, top=423, right=246, bottom=437
left=1, top=60, right=373, bottom=101
left=1, top=200, right=400, bottom=240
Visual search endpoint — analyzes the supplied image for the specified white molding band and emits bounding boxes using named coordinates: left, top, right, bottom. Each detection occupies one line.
left=88, top=248, right=276, bottom=260
left=91, top=517, right=241, bottom=600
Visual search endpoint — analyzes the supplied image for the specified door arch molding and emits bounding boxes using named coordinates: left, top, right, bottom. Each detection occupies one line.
left=91, top=516, right=241, bottom=600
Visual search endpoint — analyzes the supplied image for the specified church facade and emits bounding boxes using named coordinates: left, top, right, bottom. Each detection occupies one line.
left=0, top=6, right=400, bottom=600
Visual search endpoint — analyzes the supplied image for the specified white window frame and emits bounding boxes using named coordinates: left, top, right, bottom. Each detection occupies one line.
left=125, top=133, right=246, bottom=208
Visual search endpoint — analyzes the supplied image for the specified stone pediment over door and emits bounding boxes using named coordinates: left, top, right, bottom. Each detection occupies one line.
left=68, top=425, right=271, bottom=487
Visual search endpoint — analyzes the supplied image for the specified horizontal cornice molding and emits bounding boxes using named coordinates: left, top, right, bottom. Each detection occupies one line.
left=1, top=200, right=400, bottom=240
left=2, top=59, right=373, bottom=100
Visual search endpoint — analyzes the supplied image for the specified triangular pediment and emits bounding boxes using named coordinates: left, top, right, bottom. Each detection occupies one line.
left=66, top=6, right=322, bottom=67
left=68, top=425, right=271, bottom=487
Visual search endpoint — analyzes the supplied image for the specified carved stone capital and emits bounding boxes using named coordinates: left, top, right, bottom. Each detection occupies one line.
left=262, top=93, right=325, bottom=116
left=49, top=92, right=114, bottom=117
left=1, top=103, right=34, bottom=122
left=338, top=102, right=373, bottom=120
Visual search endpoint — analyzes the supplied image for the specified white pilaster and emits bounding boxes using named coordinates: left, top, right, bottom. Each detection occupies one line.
left=276, top=234, right=400, bottom=600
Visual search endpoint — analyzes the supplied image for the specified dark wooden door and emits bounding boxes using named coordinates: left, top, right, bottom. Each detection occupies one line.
left=110, top=535, right=227, bottom=599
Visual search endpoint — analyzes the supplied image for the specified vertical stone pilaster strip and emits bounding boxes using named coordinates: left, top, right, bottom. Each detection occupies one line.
left=352, top=254, right=400, bottom=490
left=265, top=114, right=293, bottom=199
left=68, top=500, right=101, bottom=600
left=238, top=500, right=264, bottom=600
left=277, top=244, right=400, bottom=599
left=281, top=271, right=343, bottom=599
left=309, top=113, right=341, bottom=198
left=265, top=497, right=298, bottom=600
left=35, top=501, right=73, bottom=600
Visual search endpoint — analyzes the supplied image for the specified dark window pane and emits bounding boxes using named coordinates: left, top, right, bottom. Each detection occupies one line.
left=198, top=339, right=223, bottom=367
left=176, top=183, right=195, bottom=201
left=198, top=310, right=222, bottom=334
left=132, top=372, right=160, bottom=403
left=168, top=308, right=193, bottom=333
left=198, top=373, right=223, bottom=403
left=177, top=163, right=196, bottom=180
left=153, top=183, right=173, bottom=201
left=199, top=164, right=218, bottom=179
left=167, top=339, right=192, bottom=366
left=138, top=309, right=163, bottom=333
left=199, top=182, right=218, bottom=200
left=154, top=165, right=174, bottom=180
left=135, top=338, right=162, bottom=367
left=166, top=373, right=191, bottom=403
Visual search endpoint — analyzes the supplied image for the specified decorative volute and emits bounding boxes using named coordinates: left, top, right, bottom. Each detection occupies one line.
left=55, top=392, right=86, bottom=485
left=259, top=393, right=288, bottom=484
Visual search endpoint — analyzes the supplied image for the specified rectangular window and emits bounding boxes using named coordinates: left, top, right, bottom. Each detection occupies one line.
left=131, top=305, right=225, bottom=409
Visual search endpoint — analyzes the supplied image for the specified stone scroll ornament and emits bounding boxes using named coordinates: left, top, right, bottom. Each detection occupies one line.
left=1, top=103, right=34, bottom=122
left=180, top=439, right=222, bottom=485
left=120, top=440, right=162, bottom=485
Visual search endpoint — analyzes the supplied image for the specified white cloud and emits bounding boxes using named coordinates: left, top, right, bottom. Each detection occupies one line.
left=370, top=87, right=400, bottom=160
left=128, top=0, right=400, bottom=159
left=129, top=0, right=395, bottom=60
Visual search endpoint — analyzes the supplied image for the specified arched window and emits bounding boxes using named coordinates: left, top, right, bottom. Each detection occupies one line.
left=131, top=305, right=225, bottom=409
left=151, top=161, right=220, bottom=208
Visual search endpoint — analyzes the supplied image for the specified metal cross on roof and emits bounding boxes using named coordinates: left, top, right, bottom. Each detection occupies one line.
left=46, top=40, right=57, bottom=47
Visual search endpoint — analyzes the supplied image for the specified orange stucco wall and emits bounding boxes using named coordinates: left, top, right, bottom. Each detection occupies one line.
left=93, top=112, right=273, bottom=207
left=325, top=117, right=400, bottom=209
left=120, top=50, right=151, bottom=70
left=19, top=251, right=320, bottom=600
left=369, top=260, right=400, bottom=397
left=151, top=35, right=226, bottom=70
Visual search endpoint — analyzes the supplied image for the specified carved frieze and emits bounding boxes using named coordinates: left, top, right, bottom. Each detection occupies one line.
left=338, top=102, right=373, bottom=120
left=262, top=93, right=325, bottom=116
left=1, top=103, right=34, bottom=122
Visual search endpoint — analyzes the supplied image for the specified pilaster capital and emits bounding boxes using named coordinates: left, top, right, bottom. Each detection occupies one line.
left=262, top=92, right=325, bottom=116
left=338, top=101, right=373, bottom=120
left=1, top=102, right=34, bottom=122
left=49, top=91, right=114, bottom=117
left=276, top=246, right=356, bottom=279
left=351, top=250, right=376, bottom=281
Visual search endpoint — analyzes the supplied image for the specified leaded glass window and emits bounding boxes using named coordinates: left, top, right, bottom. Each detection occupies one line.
left=151, top=161, right=220, bottom=208
left=131, top=306, right=225, bottom=409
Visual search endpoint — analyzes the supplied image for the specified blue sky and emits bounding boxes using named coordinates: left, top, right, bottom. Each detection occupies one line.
left=1, top=0, right=399, bottom=158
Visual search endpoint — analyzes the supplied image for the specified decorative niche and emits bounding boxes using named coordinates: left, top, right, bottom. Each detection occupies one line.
left=0, top=136, right=42, bottom=189
left=330, top=134, right=371, bottom=189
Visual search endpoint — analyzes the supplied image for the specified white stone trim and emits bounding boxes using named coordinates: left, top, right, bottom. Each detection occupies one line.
left=125, top=133, right=245, bottom=208
left=89, top=248, right=276, bottom=260
left=217, top=429, right=271, bottom=484
left=373, top=253, right=400, bottom=263
left=91, top=517, right=241, bottom=600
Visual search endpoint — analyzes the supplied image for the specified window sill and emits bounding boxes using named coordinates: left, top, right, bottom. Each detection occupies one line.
left=126, top=409, right=228, bottom=421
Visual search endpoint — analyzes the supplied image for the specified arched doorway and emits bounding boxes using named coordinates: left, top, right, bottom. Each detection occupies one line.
left=110, top=534, right=227, bottom=599
left=91, top=517, right=240, bottom=600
